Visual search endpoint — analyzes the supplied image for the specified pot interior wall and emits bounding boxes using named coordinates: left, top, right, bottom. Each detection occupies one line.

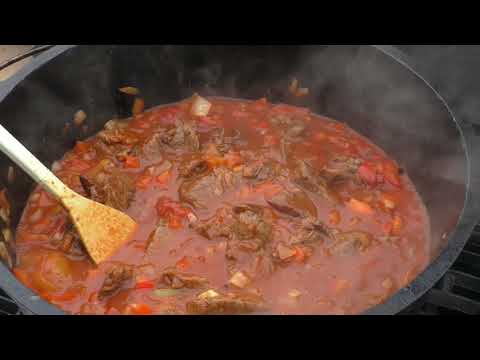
left=0, top=45, right=467, bottom=274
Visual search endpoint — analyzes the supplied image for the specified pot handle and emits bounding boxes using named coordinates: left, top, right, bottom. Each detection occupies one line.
left=0, top=45, right=55, bottom=72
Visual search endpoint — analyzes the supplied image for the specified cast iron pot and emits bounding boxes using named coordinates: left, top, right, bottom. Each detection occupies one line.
left=0, top=45, right=478, bottom=315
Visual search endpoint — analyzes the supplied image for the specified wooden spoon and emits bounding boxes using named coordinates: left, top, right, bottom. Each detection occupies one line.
left=0, top=124, right=138, bottom=264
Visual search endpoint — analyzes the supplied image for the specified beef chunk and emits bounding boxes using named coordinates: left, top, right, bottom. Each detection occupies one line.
left=186, top=292, right=266, bottom=314
left=209, top=128, right=239, bottom=155
left=142, top=131, right=165, bottom=160
left=179, top=158, right=210, bottom=179
left=232, top=205, right=273, bottom=244
left=141, top=120, right=200, bottom=157
left=266, top=187, right=317, bottom=218
left=293, top=160, right=340, bottom=204
left=242, top=159, right=281, bottom=182
left=329, top=231, right=373, bottom=255
left=191, top=207, right=235, bottom=240
left=79, top=170, right=135, bottom=211
left=97, top=120, right=136, bottom=146
left=59, top=225, right=86, bottom=257
left=179, top=167, right=236, bottom=209
left=161, top=120, right=200, bottom=151
left=285, top=122, right=307, bottom=139
left=144, top=160, right=172, bottom=177
left=98, top=264, right=133, bottom=300
left=160, top=268, right=208, bottom=289
left=321, top=155, right=362, bottom=183
left=288, top=219, right=334, bottom=245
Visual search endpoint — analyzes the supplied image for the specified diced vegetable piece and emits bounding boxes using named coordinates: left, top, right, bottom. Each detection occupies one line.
left=156, top=170, right=171, bottom=185
left=176, top=256, right=190, bottom=271
left=358, top=163, right=377, bottom=185
left=124, top=156, right=140, bottom=168
left=198, top=289, right=220, bottom=300
left=191, top=94, right=212, bottom=117
left=256, top=121, right=270, bottom=129
left=277, top=243, right=296, bottom=260
left=347, top=198, right=374, bottom=216
left=229, top=271, right=251, bottom=289
left=382, top=197, right=396, bottom=210
left=383, top=161, right=401, bottom=187
left=264, top=135, right=278, bottom=146
left=136, top=175, right=153, bottom=189
left=224, top=152, right=244, bottom=169
left=73, top=110, right=87, bottom=127
left=135, top=280, right=155, bottom=290
left=128, top=303, right=152, bottom=315
left=153, top=288, right=180, bottom=298
left=119, top=86, right=140, bottom=95
left=329, top=209, right=341, bottom=225
left=382, top=277, right=393, bottom=289
left=295, top=88, right=309, bottom=97
left=288, top=289, right=302, bottom=299
left=132, top=98, right=145, bottom=115
left=74, top=141, right=91, bottom=154
left=293, top=247, right=306, bottom=263
left=334, top=279, right=350, bottom=294
left=392, top=214, right=403, bottom=234
left=313, top=132, right=327, bottom=141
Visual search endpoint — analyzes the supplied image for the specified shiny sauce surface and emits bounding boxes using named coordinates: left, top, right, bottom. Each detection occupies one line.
left=13, top=97, right=430, bottom=315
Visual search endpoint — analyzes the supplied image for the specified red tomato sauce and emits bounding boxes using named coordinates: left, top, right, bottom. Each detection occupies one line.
left=13, top=96, right=430, bottom=315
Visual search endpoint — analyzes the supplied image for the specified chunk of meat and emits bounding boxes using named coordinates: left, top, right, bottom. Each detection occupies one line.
left=141, top=131, right=166, bottom=160
left=208, top=128, right=240, bottom=154
left=242, top=160, right=263, bottom=179
left=266, top=187, right=317, bottom=218
left=232, top=205, right=273, bottom=244
left=79, top=170, right=135, bottom=211
left=144, top=160, right=172, bottom=176
left=329, top=231, right=373, bottom=255
left=160, top=120, right=200, bottom=152
left=179, top=168, right=237, bottom=209
left=59, top=225, right=85, bottom=257
left=293, top=160, right=340, bottom=204
left=321, top=155, right=362, bottom=183
left=288, top=218, right=334, bottom=245
left=285, top=121, right=307, bottom=139
left=160, top=268, right=208, bottom=289
left=186, top=292, right=266, bottom=314
left=98, top=264, right=133, bottom=300
left=97, top=120, right=136, bottom=146
left=192, top=207, right=235, bottom=240
left=179, top=158, right=210, bottom=179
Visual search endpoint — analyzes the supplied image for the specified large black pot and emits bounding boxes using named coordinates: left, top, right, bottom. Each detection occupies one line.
left=0, top=45, right=478, bottom=315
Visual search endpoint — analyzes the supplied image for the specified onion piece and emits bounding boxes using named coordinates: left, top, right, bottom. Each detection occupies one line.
left=288, top=289, right=302, bottom=299
left=73, top=110, right=87, bottom=127
left=152, top=288, right=180, bottom=298
left=295, top=88, right=309, bottom=97
left=190, top=94, right=212, bottom=117
left=118, top=86, right=140, bottom=96
left=229, top=271, right=250, bottom=289
left=198, top=289, right=220, bottom=300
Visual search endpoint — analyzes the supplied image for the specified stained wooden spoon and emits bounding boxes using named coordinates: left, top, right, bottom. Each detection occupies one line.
left=0, top=124, right=138, bottom=264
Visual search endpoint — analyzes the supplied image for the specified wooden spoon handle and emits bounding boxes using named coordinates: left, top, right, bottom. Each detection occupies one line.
left=0, top=124, right=71, bottom=201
